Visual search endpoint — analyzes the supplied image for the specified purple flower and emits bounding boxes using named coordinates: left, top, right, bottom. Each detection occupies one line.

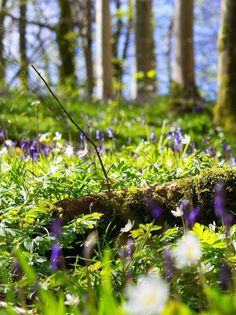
left=41, top=145, right=51, bottom=155
left=180, top=199, right=190, bottom=214
left=163, top=248, right=174, bottom=280
left=214, top=183, right=225, bottom=218
left=13, top=258, right=21, bottom=277
left=80, top=133, right=87, bottom=142
left=21, top=137, right=30, bottom=152
left=208, top=146, right=216, bottom=157
left=145, top=191, right=163, bottom=218
left=222, top=140, right=232, bottom=155
left=185, top=207, right=200, bottom=229
left=167, top=128, right=183, bottom=151
left=95, top=130, right=100, bottom=140
left=126, top=238, right=134, bottom=259
left=29, top=140, right=39, bottom=161
left=214, top=183, right=227, bottom=219
left=0, top=128, right=6, bottom=140
left=107, top=128, right=114, bottom=139
left=50, top=243, right=62, bottom=270
left=194, top=103, right=205, bottom=111
left=219, top=260, right=232, bottom=290
left=150, top=131, right=155, bottom=144
left=51, top=218, right=63, bottom=240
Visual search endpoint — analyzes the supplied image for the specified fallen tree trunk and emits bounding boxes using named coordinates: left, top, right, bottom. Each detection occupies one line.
left=54, top=167, right=236, bottom=228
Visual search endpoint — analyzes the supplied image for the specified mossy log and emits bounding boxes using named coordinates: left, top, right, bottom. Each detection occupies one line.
left=54, top=168, right=236, bottom=228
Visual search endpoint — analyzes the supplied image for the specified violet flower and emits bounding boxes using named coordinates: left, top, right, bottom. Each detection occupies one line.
left=95, top=130, right=100, bottom=140
left=219, top=260, right=232, bottom=290
left=50, top=243, right=62, bottom=270
left=80, top=133, right=87, bottom=142
left=150, top=131, right=155, bottom=144
left=0, top=128, right=6, bottom=140
left=185, top=207, right=200, bottom=229
left=146, top=191, right=163, bottom=218
left=107, top=128, right=114, bottom=139
left=51, top=218, right=63, bottom=240
left=163, top=248, right=174, bottom=281
left=214, top=183, right=234, bottom=230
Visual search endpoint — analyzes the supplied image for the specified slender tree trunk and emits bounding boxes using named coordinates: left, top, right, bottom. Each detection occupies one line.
left=96, top=0, right=113, bottom=99
left=112, top=0, right=123, bottom=91
left=19, top=0, right=28, bottom=88
left=134, top=0, right=157, bottom=102
left=83, top=0, right=94, bottom=98
left=56, top=0, right=76, bottom=86
left=171, top=0, right=198, bottom=108
left=214, top=0, right=236, bottom=131
left=0, top=0, right=7, bottom=85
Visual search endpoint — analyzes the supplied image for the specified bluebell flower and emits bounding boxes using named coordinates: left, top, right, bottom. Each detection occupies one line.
left=107, top=128, right=114, bottom=139
left=95, top=130, right=100, bottom=140
left=163, top=248, right=174, bottom=280
left=51, top=218, right=63, bottom=240
left=80, top=133, right=87, bottom=142
left=185, top=207, right=200, bottom=229
left=219, top=260, right=232, bottom=290
left=145, top=191, right=163, bottom=218
left=0, top=128, right=6, bottom=140
left=29, top=139, right=39, bottom=161
left=167, top=128, right=183, bottom=151
left=150, top=131, right=155, bottom=144
left=50, top=243, right=62, bottom=270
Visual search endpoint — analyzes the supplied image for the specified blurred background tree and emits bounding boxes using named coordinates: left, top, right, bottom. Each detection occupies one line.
left=214, top=0, right=236, bottom=132
left=1, top=0, right=235, bottom=135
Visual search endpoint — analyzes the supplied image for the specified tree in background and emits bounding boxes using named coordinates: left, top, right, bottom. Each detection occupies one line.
left=56, top=0, right=76, bottom=86
left=171, top=0, right=198, bottom=109
left=0, top=0, right=7, bottom=86
left=83, top=0, right=94, bottom=98
left=19, top=0, right=28, bottom=87
left=96, top=0, right=113, bottom=99
left=112, top=0, right=133, bottom=96
left=134, top=0, right=157, bottom=101
left=214, top=0, right=236, bottom=131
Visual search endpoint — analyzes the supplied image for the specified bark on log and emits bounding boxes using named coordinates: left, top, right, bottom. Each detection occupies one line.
left=54, top=168, right=236, bottom=228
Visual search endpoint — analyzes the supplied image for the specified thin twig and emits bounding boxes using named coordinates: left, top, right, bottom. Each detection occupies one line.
left=31, top=64, right=110, bottom=191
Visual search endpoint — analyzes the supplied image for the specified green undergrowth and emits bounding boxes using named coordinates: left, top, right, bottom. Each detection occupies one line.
left=0, top=91, right=236, bottom=314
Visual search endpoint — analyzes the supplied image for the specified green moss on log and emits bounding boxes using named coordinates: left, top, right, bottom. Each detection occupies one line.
left=54, top=167, right=236, bottom=228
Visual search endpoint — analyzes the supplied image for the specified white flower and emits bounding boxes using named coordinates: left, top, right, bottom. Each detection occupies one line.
left=0, top=147, right=8, bottom=157
left=171, top=206, right=183, bottom=217
left=39, top=132, right=51, bottom=143
left=65, top=294, right=80, bottom=306
left=125, top=274, right=169, bottom=315
left=65, top=145, right=74, bottom=157
left=53, top=132, right=62, bottom=141
left=120, top=219, right=134, bottom=233
left=181, top=135, right=191, bottom=144
left=197, top=262, right=214, bottom=273
left=1, top=163, right=12, bottom=172
left=49, top=165, right=59, bottom=174
left=5, top=139, right=14, bottom=147
left=173, top=232, right=202, bottom=268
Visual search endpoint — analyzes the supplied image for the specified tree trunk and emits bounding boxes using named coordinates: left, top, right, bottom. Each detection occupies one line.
left=134, top=0, right=157, bottom=102
left=0, top=0, right=7, bottom=86
left=171, top=0, right=198, bottom=109
left=83, top=0, right=94, bottom=98
left=56, top=0, right=76, bottom=86
left=54, top=168, right=236, bottom=229
left=214, top=0, right=236, bottom=132
left=112, top=0, right=123, bottom=92
left=19, top=0, right=28, bottom=88
left=95, top=0, right=113, bottom=99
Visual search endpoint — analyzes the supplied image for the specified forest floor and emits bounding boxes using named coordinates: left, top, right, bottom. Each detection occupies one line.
left=0, top=92, right=235, bottom=314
